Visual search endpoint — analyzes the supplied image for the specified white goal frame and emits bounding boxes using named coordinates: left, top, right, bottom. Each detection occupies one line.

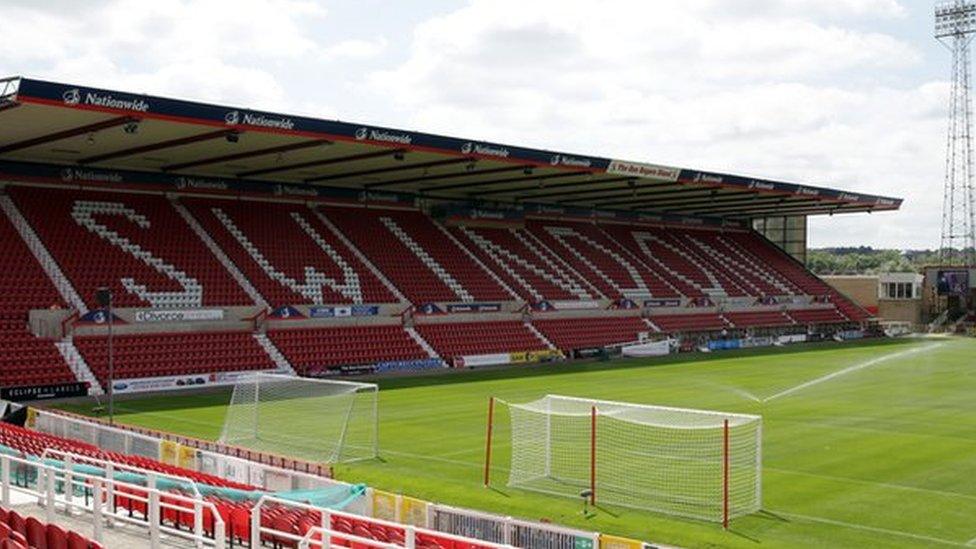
left=220, top=373, right=378, bottom=464
left=484, top=395, right=762, bottom=527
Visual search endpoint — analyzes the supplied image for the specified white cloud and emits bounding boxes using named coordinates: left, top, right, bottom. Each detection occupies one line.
left=323, top=38, right=388, bottom=61
left=0, top=0, right=329, bottom=108
left=370, top=0, right=940, bottom=248
left=0, top=0, right=947, bottom=248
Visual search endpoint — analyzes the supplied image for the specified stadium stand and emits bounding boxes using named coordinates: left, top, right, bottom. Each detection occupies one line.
left=724, top=310, right=795, bottom=328
left=8, top=186, right=253, bottom=310
left=415, top=321, right=549, bottom=361
left=321, top=205, right=511, bottom=304
left=647, top=313, right=728, bottom=333
left=526, top=220, right=671, bottom=301
left=268, top=325, right=428, bottom=376
left=182, top=198, right=398, bottom=306
left=0, top=506, right=102, bottom=549
left=787, top=307, right=850, bottom=325
left=72, top=331, right=274, bottom=387
left=0, top=202, right=77, bottom=388
left=448, top=225, right=597, bottom=303
left=533, top=316, right=651, bottom=352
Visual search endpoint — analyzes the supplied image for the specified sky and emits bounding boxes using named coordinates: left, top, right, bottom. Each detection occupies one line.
left=0, top=0, right=955, bottom=249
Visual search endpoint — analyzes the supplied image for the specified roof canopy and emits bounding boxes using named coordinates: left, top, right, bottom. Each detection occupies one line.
left=0, top=77, right=901, bottom=219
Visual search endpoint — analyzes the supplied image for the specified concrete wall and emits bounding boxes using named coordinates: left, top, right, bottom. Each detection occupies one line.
left=822, top=275, right=879, bottom=309
left=878, top=299, right=924, bottom=326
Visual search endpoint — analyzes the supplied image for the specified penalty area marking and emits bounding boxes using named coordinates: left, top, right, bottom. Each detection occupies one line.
left=763, top=342, right=944, bottom=403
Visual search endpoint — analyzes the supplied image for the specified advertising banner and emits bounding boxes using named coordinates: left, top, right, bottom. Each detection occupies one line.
left=457, top=353, right=511, bottom=368
left=269, top=305, right=305, bottom=319
left=308, top=305, right=380, bottom=318
left=133, top=309, right=224, bottom=323
left=550, top=300, right=600, bottom=310
left=645, top=299, right=682, bottom=308
left=707, top=339, right=741, bottom=351
left=446, top=303, right=502, bottom=313
left=606, top=159, right=680, bottom=182
left=0, top=382, right=88, bottom=402
left=111, top=369, right=271, bottom=394
left=621, top=340, right=671, bottom=358
left=374, top=358, right=443, bottom=373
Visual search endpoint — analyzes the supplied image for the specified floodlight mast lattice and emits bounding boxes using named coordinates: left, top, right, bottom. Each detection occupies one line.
left=936, top=0, right=976, bottom=266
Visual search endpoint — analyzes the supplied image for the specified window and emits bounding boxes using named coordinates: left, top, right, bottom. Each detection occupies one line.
left=882, top=282, right=915, bottom=300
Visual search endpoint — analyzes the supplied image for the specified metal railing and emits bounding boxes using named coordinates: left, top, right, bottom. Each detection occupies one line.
left=0, top=452, right=226, bottom=548
left=252, top=495, right=513, bottom=549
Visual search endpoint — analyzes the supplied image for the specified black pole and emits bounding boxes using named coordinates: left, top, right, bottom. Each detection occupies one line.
left=107, top=293, right=114, bottom=425
left=96, top=287, right=114, bottom=425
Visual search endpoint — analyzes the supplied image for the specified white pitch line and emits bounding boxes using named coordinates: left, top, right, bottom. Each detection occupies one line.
left=771, top=509, right=967, bottom=547
left=763, top=342, right=944, bottom=402
left=766, top=467, right=976, bottom=503
left=967, top=534, right=976, bottom=546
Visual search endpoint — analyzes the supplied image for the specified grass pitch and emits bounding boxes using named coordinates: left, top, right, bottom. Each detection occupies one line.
left=56, top=337, right=976, bottom=548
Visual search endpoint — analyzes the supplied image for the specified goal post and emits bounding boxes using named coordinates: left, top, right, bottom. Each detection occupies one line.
left=220, top=373, right=378, bottom=464
left=485, top=395, right=762, bottom=524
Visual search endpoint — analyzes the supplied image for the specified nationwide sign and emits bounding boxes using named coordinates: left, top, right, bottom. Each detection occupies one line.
left=8, top=77, right=903, bottom=213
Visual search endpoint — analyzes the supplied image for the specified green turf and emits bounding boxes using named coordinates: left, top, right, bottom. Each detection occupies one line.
left=54, top=337, right=976, bottom=548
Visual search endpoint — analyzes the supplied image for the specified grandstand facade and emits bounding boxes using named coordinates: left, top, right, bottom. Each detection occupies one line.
left=0, top=76, right=902, bottom=396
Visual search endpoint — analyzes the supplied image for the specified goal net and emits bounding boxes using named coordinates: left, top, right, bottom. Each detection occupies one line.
left=220, top=373, right=378, bottom=464
left=488, top=395, right=761, bottom=524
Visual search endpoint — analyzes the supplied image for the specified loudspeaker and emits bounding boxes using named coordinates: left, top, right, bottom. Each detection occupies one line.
left=95, top=287, right=112, bottom=308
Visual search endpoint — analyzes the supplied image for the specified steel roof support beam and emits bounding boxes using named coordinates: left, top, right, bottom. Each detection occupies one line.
left=78, top=129, right=241, bottom=165
left=0, top=115, right=138, bottom=155
left=433, top=171, right=590, bottom=194
left=363, top=164, right=531, bottom=189
left=306, top=156, right=475, bottom=183
left=162, top=139, right=331, bottom=172
left=480, top=177, right=637, bottom=199
left=558, top=185, right=706, bottom=204
left=238, top=148, right=405, bottom=178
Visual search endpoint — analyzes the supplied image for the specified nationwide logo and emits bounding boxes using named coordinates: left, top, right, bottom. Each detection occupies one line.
left=225, top=110, right=295, bottom=130
left=358, top=191, right=399, bottom=202
left=461, top=142, right=510, bottom=158
left=62, top=88, right=149, bottom=112
left=875, top=198, right=896, bottom=206
left=176, top=177, right=229, bottom=191
left=354, top=127, right=412, bottom=145
left=695, top=173, right=724, bottom=184
left=62, top=88, right=81, bottom=105
left=796, top=187, right=820, bottom=196
left=550, top=154, right=592, bottom=168
left=748, top=180, right=775, bottom=191
left=471, top=209, right=505, bottom=219
left=60, top=168, right=123, bottom=184
left=274, top=184, right=317, bottom=197
left=839, top=193, right=861, bottom=201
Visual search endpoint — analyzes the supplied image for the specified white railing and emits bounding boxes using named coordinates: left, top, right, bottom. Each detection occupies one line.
left=40, top=448, right=203, bottom=498
left=252, top=495, right=513, bottom=549
left=31, top=408, right=339, bottom=493
left=0, top=452, right=225, bottom=548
